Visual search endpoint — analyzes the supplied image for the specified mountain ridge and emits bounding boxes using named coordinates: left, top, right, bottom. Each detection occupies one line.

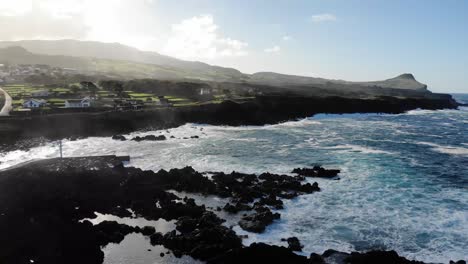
left=0, top=40, right=426, bottom=91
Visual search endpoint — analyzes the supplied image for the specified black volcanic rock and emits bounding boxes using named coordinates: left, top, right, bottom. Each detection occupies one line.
left=292, top=166, right=341, bottom=178
left=112, top=135, right=127, bottom=141
left=450, top=261, right=467, bottom=264
left=131, top=135, right=166, bottom=141
left=0, top=158, right=435, bottom=264
left=281, top=237, right=303, bottom=251
left=208, top=243, right=309, bottom=264
left=345, top=250, right=426, bottom=264
left=238, top=207, right=280, bottom=233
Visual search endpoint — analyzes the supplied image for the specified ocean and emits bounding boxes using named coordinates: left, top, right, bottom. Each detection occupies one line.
left=1, top=94, right=467, bottom=263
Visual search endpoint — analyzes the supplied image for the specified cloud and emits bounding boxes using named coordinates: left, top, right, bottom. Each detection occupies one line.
left=282, top=35, right=292, bottom=41
left=0, top=2, right=248, bottom=60
left=0, top=0, right=89, bottom=40
left=264, top=45, right=280, bottom=53
left=0, top=0, right=161, bottom=50
left=311, top=13, right=337, bottom=23
left=162, top=15, right=248, bottom=60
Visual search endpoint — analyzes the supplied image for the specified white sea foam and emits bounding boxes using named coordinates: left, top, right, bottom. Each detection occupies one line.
left=312, top=113, right=385, bottom=119
left=416, top=142, right=468, bottom=157
left=321, top=144, right=395, bottom=155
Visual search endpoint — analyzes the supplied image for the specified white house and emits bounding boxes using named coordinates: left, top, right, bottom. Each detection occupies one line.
left=65, top=97, right=92, bottom=108
left=199, top=87, right=212, bottom=95
left=31, top=90, right=50, bottom=97
left=23, top=99, right=47, bottom=108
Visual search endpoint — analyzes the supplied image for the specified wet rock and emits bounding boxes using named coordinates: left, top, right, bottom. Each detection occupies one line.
left=322, top=249, right=351, bottom=264
left=141, top=226, right=156, bottom=236
left=131, top=135, right=166, bottom=141
left=292, top=166, right=340, bottom=178
left=112, top=135, right=126, bottom=141
left=150, top=232, right=164, bottom=245
left=258, top=194, right=284, bottom=209
left=301, top=182, right=320, bottom=193
left=208, top=243, right=309, bottom=264
left=309, top=253, right=325, bottom=263
left=322, top=249, right=426, bottom=264
left=94, top=221, right=138, bottom=245
left=450, top=261, right=466, bottom=264
left=238, top=208, right=280, bottom=233
left=223, top=202, right=252, bottom=214
left=176, top=216, right=198, bottom=233
left=346, top=250, right=426, bottom=264
left=281, top=237, right=303, bottom=251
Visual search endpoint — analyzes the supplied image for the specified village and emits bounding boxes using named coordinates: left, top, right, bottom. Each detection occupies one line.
left=0, top=63, right=77, bottom=84
left=0, top=80, right=257, bottom=116
left=1, top=83, right=195, bottom=115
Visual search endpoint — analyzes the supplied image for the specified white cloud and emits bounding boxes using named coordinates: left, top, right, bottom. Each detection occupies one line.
left=0, top=0, right=161, bottom=50
left=311, top=13, right=337, bottom=23
left=282, top=35, right=292, bottom=41
left=264, top=45, right=280, bottom=53
left=0, top=0, right=88, bottom=40
left=0, top=2, right=248, bottom=61
left=162, top=15, right=248, bottom=60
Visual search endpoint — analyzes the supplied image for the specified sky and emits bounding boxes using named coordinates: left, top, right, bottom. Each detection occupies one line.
left=0, top=0, right=467, bottom=93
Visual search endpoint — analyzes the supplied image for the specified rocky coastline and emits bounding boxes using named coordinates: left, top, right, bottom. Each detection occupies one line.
left=0, top=95, right=459, bottom=150
left=0, top=156, right=465, bottom=264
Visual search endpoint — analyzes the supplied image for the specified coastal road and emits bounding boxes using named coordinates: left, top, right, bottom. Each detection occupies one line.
left=0, top=87, right=12, bottom=116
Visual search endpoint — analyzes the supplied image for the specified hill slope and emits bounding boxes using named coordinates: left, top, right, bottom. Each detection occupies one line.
left=0, top=40, right=246, bottom=82
left=0, top=40, right=427, bottom=91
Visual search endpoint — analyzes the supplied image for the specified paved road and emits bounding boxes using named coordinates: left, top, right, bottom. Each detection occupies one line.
left=0, top=87, right=12, bottom=116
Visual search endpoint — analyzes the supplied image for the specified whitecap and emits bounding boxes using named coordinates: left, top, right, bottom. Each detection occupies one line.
left=320, top=144, right=395, bottom=155
left=416, top=142, right=468, bottom=157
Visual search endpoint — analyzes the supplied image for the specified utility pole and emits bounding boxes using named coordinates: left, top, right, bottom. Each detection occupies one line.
left=59, top=140, right=63, bottom=158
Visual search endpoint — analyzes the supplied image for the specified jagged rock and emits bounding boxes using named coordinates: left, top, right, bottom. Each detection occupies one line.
left=322, top=249, right=426, bottom=264
left=258, top=194, right=283, bottom=209
left=208, top=243, right=309, bottom=264
left=131, top=135, right=166, bottom=141
left=141, top=226, right=156, bottom=236
left=450, top=261, right=466, bottom=264
left=238, top=208, right=280, bottom=233
left=223, top=202, right=252, bottom=214
left=281, top=237, right=303, bottom=251
left=112, top=135, right=126, bottom=141
left=292, top=166, right=340, bottom=178
left=309, top=253, right=325, bottom=263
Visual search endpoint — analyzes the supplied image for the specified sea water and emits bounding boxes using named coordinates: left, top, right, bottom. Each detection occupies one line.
left=1, top=94, right=467, bottom=263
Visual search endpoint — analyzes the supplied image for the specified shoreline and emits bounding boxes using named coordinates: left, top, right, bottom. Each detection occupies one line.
left=0, top=95, right=459, bottom=150
left=2, top=156, right=462, bottom=264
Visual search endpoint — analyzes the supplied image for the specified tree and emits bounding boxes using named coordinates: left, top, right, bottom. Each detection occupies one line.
left=80, top=81, right=98, bottom=96
left=98, top=80, right=124, bottom=98
left=70, top=84, right=80, bottom=94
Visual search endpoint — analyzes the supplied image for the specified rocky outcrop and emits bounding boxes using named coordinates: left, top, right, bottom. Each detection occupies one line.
left=0, top=159, right=325, bottom=263
left=238, top=206, right=280, bottom=233
left=281, top=237, right=303, bottom=251
left=0, top=157, right=457, bottom=264
left=111, top=135, right=126, bottom=141
left=292, top=166, right=341, bottom=178
left=131, top=135, right=166, bottom=141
